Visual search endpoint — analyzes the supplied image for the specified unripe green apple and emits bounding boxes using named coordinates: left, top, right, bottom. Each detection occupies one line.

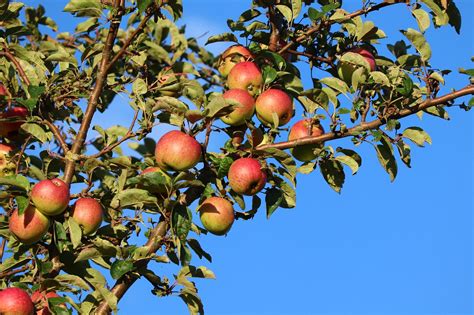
left=139, top=167, right=172, bottom=194
left=218, top=45, right=254, bottom=78
left=9, top=206, right=50, bottom=245
left=71, top=198, right=103, bottom=235
left=31, top=178, right=70, bottom=216
left=0, top=287, right=35, bottom=315
left=0, top=107, right=28, bottom=138
left=337, top=48, right=376, bottom=84
left=228, top=158, right=267, bottom=195
left=155, top=130, right=202, bottom=171
left=227, top=62, right=263, bottom=96
left=221, top=89, right=255, bottom=126
left=0, top=143, right=15, bottom=177
left=255, top=89, right=294, bottom=127
left=288, top=119, right=325, bottom=162
left=199, top=196, right=235, bottom=236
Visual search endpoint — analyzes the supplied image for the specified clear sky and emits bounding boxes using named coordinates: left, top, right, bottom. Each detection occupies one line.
left=19, top=1, right=474, bottom=314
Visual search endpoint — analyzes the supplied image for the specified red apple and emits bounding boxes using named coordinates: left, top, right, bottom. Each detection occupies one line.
left=221, top=89, right=255, bottom=126
left=199, top=196, right=235, bottom=235
left=0, top=107, right=28, bottom=137
left=31, top=291, right=64, bottom=315
left=288, top=119, right=325, bottom=162
left=0, top=287, right=35, bottom=315
left=228, top=158, right=266, bottom=195
left=31, top=178, right=70, bottom=216
left=71, top=198, right=103, bottom=235
left=0, top=83, right=7, bottom=97
left=338, top=48, right=376, bottom=84
left=9, top=206, right=50, bottom=244
left=227, top=61, right=263, bottom=96
left=139, top=167, right=172, bottom=194
left=218, top=45, right=254, bottom=78
left=0, top=143, right=15, bottom=177
left=255, top=89, right=294, bottom=127
left=155, top=130, right=201, bottom=171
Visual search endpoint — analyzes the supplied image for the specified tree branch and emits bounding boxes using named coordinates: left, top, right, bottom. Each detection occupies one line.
left=43, top=120, right=69, bottom=153
left=257, top=85, right=474, bottom=151
left=0, top=48, right=31, bottom=86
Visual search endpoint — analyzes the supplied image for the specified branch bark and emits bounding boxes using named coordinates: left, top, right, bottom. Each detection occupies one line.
left=0, top=49, right=31, bottom=86
left=257, top=85, right=474, bottom=151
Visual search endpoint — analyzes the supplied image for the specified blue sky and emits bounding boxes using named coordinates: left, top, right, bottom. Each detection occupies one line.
left=19, top=1, right=474, bottom=314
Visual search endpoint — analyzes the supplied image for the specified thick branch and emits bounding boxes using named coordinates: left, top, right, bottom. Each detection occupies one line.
left=0, top=49, right=31, bottom=86
left=278, top=1, right=406, bottom=55
left=257, top=85, right=474, bottom=151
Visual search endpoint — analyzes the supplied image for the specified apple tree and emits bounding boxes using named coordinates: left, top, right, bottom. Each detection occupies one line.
left=0, top=0, right=473, bottom=314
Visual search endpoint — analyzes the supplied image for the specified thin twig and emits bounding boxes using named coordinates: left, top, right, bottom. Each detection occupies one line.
left=0, top=48, right=31, bottom=86
left=43, top=120, right=69, bottom=153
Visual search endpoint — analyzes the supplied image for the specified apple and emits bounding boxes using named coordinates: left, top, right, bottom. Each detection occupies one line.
left=9, top=206, right=50, bottom=244
left=255, top=89, right=294, bottom=127
left=228, top=157, right=266, bottom=195
left=199, top=196, right=234, bottom=235
left=71, top=198, right=103, bottom=235
left=31, top=291, right=64, bottom=315
left=31, top=178, right=70, bottom=216
left=227, top=61, right=263, bottom=96
left=0, top=287, right=35, bottom=315
left=138, top=167, right=172, bottom=194
left=218, top=45, right=254, bottom=78
left=337, top=48, right=376, bottom=84
left=221, top=89, right=255, bottom=126
left=288, top=119, right=325, bottom=162
left=155, top=130, right=202, bottom=171
left=0, top=143, right=15, bottom=177
left=0, top=106, right=28, bottom=137
left=0, top=83, right=7, bottom=97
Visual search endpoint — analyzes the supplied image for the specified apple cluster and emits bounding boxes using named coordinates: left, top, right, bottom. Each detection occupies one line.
left=8, top=178, right=103, bottom=244
left=0, top=287, right=65, bottom=315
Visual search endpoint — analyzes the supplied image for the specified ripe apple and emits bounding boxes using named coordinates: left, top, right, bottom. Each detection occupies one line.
left=0, top=83, right=7, bottom=97
left=71, top=198, right=103, bottom=235
left=9, top=206, right=50, bottom=244
left=31, top=291, right=64, bottom=315
left=228, top=157, right=267, bottom=195
left=227, top=61, right=263, bottom=96
left=31, top=178, right=70, bottom=216
left=0, top=287, right=35, bottom=315
left=218, top=45, right=254, bottom=78
left=221, top=89, right=255, bottom=126
left=337, top=48, right=376, bottom=84
left=199, top=196, right=234, bottom=235
left=138, top=167, right=172, bottom=194
left=0, top=143, right=15, bottom=177
left=155, top=130, right=201, bottom=171
left=0, top=106, right=28, bottom=137
left=255, top=89, right=294, bottom=127
left=288, top=119, right=325, bottom=162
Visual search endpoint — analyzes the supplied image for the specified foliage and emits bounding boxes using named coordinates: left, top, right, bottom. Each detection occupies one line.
left=0, top=0, right=472, bottom=314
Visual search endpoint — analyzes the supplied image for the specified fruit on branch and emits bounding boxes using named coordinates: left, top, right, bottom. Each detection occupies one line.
left=155, top=130, right=202, bottom=171
left=31, top=178, right=70, bottom=216
left=218, top=45, right=254, bottom=78
left=71, top=198, right=103, bottom=235
left=139, top=167, right=172, bottom=194
left=0, top=143, right=15, bottom=177
left=199, top=196, right=235, bottom=235
left=228, top=157, right=267, bottom=195
left=9, top=206, right=50, bottom=244
left=288, top=119, right=325, bottom=162
left=0, top=287, right=35, bottom=315
left=337, top=48, right=376, bottom=84
left=0, top=83, right=7, bottom=98
left=255, top=89, right=294, bottom=127
left=221, top=89, right=255, bottom=126
left=31, top=291, right=64, bottom=315
left=0, top=106, right=28, bottom=137
left=227, top=61, right=263, bottom=96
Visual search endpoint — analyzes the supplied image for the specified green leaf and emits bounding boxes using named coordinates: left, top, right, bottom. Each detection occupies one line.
left=319, top=159, right=345, bottom=193
left=63, top=0, right=102, bottom=17
left=402, top=127, right=432, bottom=147
left=263, top=66, right=278, bottom=85
left=110, top=189, right=158, bottom=209
left=402, top=28, right=431, bottom=62
left=276, top=5, right=293, bottom=22
left=374, top=136, right=398, bottom=182
left=132, top=78, right=148, bottom=95
left=0, top=255, right=30, bottom=273
left=55, top=274, right=90, bottom=290
left=110, top=260, right=134, bottom=280
left=265, top=188, right=283, bottom=219
left=412, top=8, right=431, bottom=33
left=178, top=265, right=216, bottom=279
left=179, top=290, right=204, bottom=315
left=205, top=32, right=238, bottom=45
left=137, top=0, right=153, bottom=13
left=21, top=123, right=52, bottom=143
left=0, top=174, right=30, bottom=190
left=172, top=205, right=192, bottom=241
left=0, top=0, right=9, bottom=16
left=334, top=155, right=359, bottom=175
left=68, top=217, right=82, bottom=249
left=396, top=140, right=412, bottom=168
left=205, top=95, right=233, bottom=118
left=320, top=77, right=349, bottom=94
left=15, top=196, right=29, bottom=215
left=187, top=239, right=212, bottom=262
